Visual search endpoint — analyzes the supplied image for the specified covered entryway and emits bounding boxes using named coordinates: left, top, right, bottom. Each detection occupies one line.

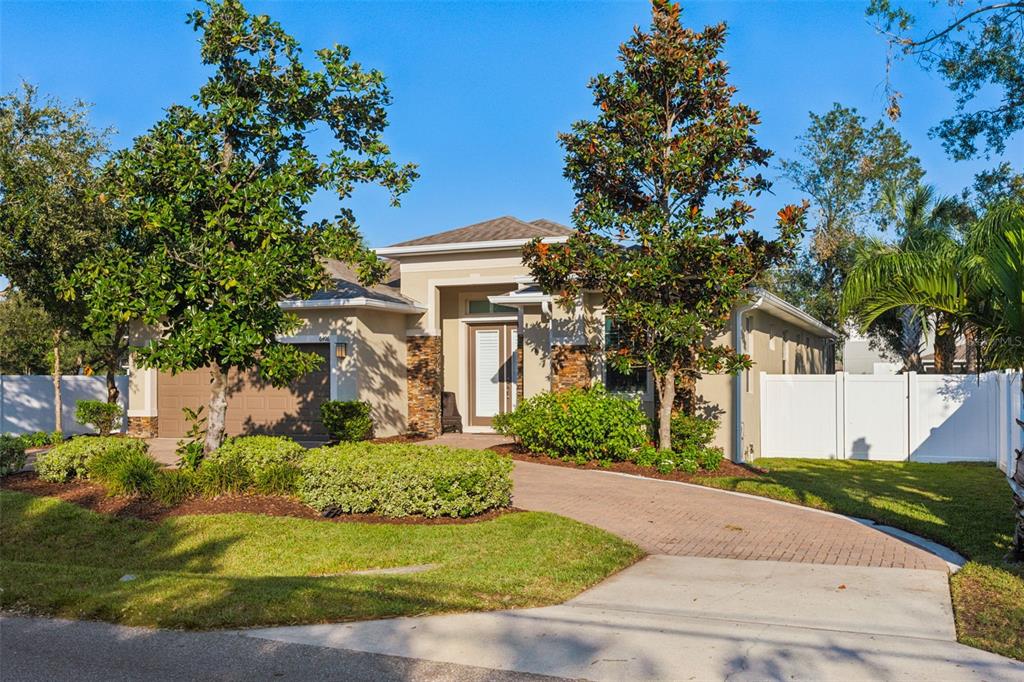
left=156, top=343, right=330, bottom=438
left=467, top=323, right=517, bottom=427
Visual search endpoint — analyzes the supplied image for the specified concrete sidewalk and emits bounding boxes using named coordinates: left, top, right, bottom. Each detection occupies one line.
left=247, top=555, right=1024, bottom=681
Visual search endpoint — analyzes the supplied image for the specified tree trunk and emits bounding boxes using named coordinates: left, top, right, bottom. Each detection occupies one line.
left=656, top=368, right=676, bottom=451
left=52, top=328, right=63, bottom=434
left=205, top=363, right=229, bottom=454
left=964, top=324, right=979, bottom=374
left=932, top=316, right=957, bottom=373
left=106, top=365, right=119, bottom=404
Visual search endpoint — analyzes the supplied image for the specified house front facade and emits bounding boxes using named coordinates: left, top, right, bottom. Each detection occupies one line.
left=127, top=216, right=837, bottom=461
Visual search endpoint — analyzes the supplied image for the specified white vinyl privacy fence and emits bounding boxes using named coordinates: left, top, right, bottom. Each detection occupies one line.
left=0, top=375, right=128, bottom=435
left=760, top=371, right=1022, bottom=470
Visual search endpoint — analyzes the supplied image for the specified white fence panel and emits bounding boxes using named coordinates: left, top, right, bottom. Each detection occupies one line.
left=761, top=375, right=838, bottom=458
left=845, top=374, right=909, bottom=460
left=760, top=370, right=1021, bottom=463
left=0, top=375, right=128, bottom=435
left=911, top=373, right=998, bottom=463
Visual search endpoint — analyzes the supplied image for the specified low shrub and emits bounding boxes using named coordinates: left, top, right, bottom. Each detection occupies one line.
left=299, top=443, right=513, bottom=518
left=669, top=414, right=719, bottom=452
left=320, top=400, right=373, bottom=442
left=494, top=386, right=650, bottom=463
left=194, top=457, right=252, bottom=497
left=0, top=435, right=27, bottom=476
left=152, top=469, right=196, bottom=507
left=74, top=400, right=123, bottom=436
left=87, top=445, right=161, bottom=497
left=35, top=436, right=148, bottom=482
left=18, top=431, right=63, bottom=448
left=207, top=435, right=304, bottom=474
left=252, top=461, right=301, bottom=496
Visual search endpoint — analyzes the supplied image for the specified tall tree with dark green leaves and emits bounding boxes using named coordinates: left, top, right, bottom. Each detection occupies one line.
left=0, top=290, right=53, bottom=375
left=774, top=103, right=923, bottom=333
left=110, top=0, right=416, bottom=452
left=868, top=1, right=1023, bottom=160
left=0, top=84, right=110, bottom=431
left=523, top=0, right=806, bottom=451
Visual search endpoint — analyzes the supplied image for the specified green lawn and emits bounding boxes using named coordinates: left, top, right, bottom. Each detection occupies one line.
left=0, top=490, right=642, bottom=629
left=694, top=459, right=1024, bottom=661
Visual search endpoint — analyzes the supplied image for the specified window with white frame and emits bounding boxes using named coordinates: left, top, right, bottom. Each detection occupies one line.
left=466, top=299, right=516, bottom=315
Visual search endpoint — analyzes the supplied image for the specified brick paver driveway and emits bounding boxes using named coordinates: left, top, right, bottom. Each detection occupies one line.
left=513, top=460, right=947, bottom=571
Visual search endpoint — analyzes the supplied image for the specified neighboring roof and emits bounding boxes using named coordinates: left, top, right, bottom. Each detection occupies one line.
left=922, top=343, right=968, bottom=364
left=280, top=258, right=424, bottom=314
left=388, top=216, right=572, bottom=247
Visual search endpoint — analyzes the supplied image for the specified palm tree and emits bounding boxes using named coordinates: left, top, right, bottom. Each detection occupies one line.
left=844, top=200, right=1024, bottom=558
left=841, top=184, right=971, bottom=372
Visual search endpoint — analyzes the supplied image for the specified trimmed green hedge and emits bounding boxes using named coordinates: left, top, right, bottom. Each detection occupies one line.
left=299, top=443, right=513, bottom=518
left=88, top=445, right=161, bottom=496
left=320, top=400, right=373, bottom=442
left=35, top=436, right=149, bottom=482
left=74, top=400, right=123, bottom=436
left=493, top=386, right=650, bottom=463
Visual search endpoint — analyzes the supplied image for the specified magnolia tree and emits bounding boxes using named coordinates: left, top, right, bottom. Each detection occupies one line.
left=523, top=0, right=806, bottom=451
left=109, top=0, right=416, bottom=452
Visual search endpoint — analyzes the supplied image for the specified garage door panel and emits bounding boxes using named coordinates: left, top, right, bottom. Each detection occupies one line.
left=158, top=344, right=330, bottom=438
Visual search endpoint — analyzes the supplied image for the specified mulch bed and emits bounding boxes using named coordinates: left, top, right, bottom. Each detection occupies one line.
left=490, top=443, right=765, bottom=482
left=0, top=472, right=518, bottom=525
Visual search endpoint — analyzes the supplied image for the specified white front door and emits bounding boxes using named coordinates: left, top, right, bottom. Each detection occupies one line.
left=469, top=324, right=516, bottom=426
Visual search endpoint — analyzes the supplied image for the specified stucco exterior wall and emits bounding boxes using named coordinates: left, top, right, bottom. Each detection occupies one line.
left=521, top=305, right=549, bottom=398
left=288, top=309, right=411, bottom=437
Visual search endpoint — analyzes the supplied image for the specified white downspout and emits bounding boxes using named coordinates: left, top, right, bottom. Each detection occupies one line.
left=732, top=296, right=764, bottom=463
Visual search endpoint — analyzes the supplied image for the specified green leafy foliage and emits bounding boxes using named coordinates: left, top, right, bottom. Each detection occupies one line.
left=773, top=103, right=923, bottom=334
left=521, top=1, right=805, bottom=450
left=320, top=400, right=373, bottom=442
left=193, top=457, right=253, bottom=497
left=669, top=413, right=719, bottom=452
left=151, top=469, right=197, bottom=507
left=494, top=386, right=650, bottom=464
left=207, top=435, right=304, bottom=470
left=175, top=406, right=207, bottom=471
left=101, top=0, right=416, bottom=451
left=0, top=435, right=27, bottom=476
left=86, top=445, right=161, bottom=497
left=299, top=443, right=513, bottom=518
left=35, top=436, right=148, bottom=482
left=74, top=399, right=123, bottom=436
left=867, top=1, right=1024, bottom=160
left=17, top=431, right=63, bottom=448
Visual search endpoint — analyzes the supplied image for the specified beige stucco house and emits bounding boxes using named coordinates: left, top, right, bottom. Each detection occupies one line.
left=127, top=216, right=837, bottom=462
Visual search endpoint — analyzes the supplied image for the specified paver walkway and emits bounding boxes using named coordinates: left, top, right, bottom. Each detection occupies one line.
left=512, top=460, right=948, bottom=570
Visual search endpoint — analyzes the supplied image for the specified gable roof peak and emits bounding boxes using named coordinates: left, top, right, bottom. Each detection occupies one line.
left=387, top=215, right=573, bottom=248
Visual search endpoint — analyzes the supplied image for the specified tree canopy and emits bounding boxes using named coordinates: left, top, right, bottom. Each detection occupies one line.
left=106, top=0, right=416, bottom=451
left=523, top=0, right=806, bottom=451
left=868, top=0, right=1024, bottom=160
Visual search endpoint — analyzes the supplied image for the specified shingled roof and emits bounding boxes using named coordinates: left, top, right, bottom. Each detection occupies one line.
left=388, top=216, right=572, bottom=247
left=294, top=258, right=419, bottom=308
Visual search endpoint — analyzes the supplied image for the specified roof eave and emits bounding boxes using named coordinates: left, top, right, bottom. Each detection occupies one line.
left=751, top=288, right=839, bottom=338
left=279, top=297, right=426, bottom=314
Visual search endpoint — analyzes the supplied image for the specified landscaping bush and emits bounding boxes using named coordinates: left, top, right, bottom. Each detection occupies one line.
left=87, top=445, right=161, bottom=497
left=0, top=435, right=27, bottom=476
left=18, top=431, right=63, bottom=448
left=74, top=400, right=123, bottom=436
left=493, top=386, right=650, bottom=463
left=35, top=436, right=148, bottom=482
left=194, top=457, right=253, bottom=497
left=669, top=413, right=718, bottom=452
left=207, top=435, right=304, bottom=474
left=152, top=468, right=196, bottom=507
left=299, top=443, right=513, bottom=518
left=320, top=400, right=373, bottom=442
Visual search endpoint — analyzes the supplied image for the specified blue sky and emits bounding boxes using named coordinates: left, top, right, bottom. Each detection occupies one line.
left=1, top=0, right=1015, bottom=248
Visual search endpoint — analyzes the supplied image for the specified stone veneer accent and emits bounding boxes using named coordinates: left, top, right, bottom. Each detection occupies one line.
left=551, top=344, right=593, bottom=392
left=407, top=334, right=442, bottom=436
left=127, top=416, right=158, bottom=438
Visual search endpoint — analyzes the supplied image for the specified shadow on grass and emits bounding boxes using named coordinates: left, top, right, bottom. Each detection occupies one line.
left=0, top=489, right=641, bottom=630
